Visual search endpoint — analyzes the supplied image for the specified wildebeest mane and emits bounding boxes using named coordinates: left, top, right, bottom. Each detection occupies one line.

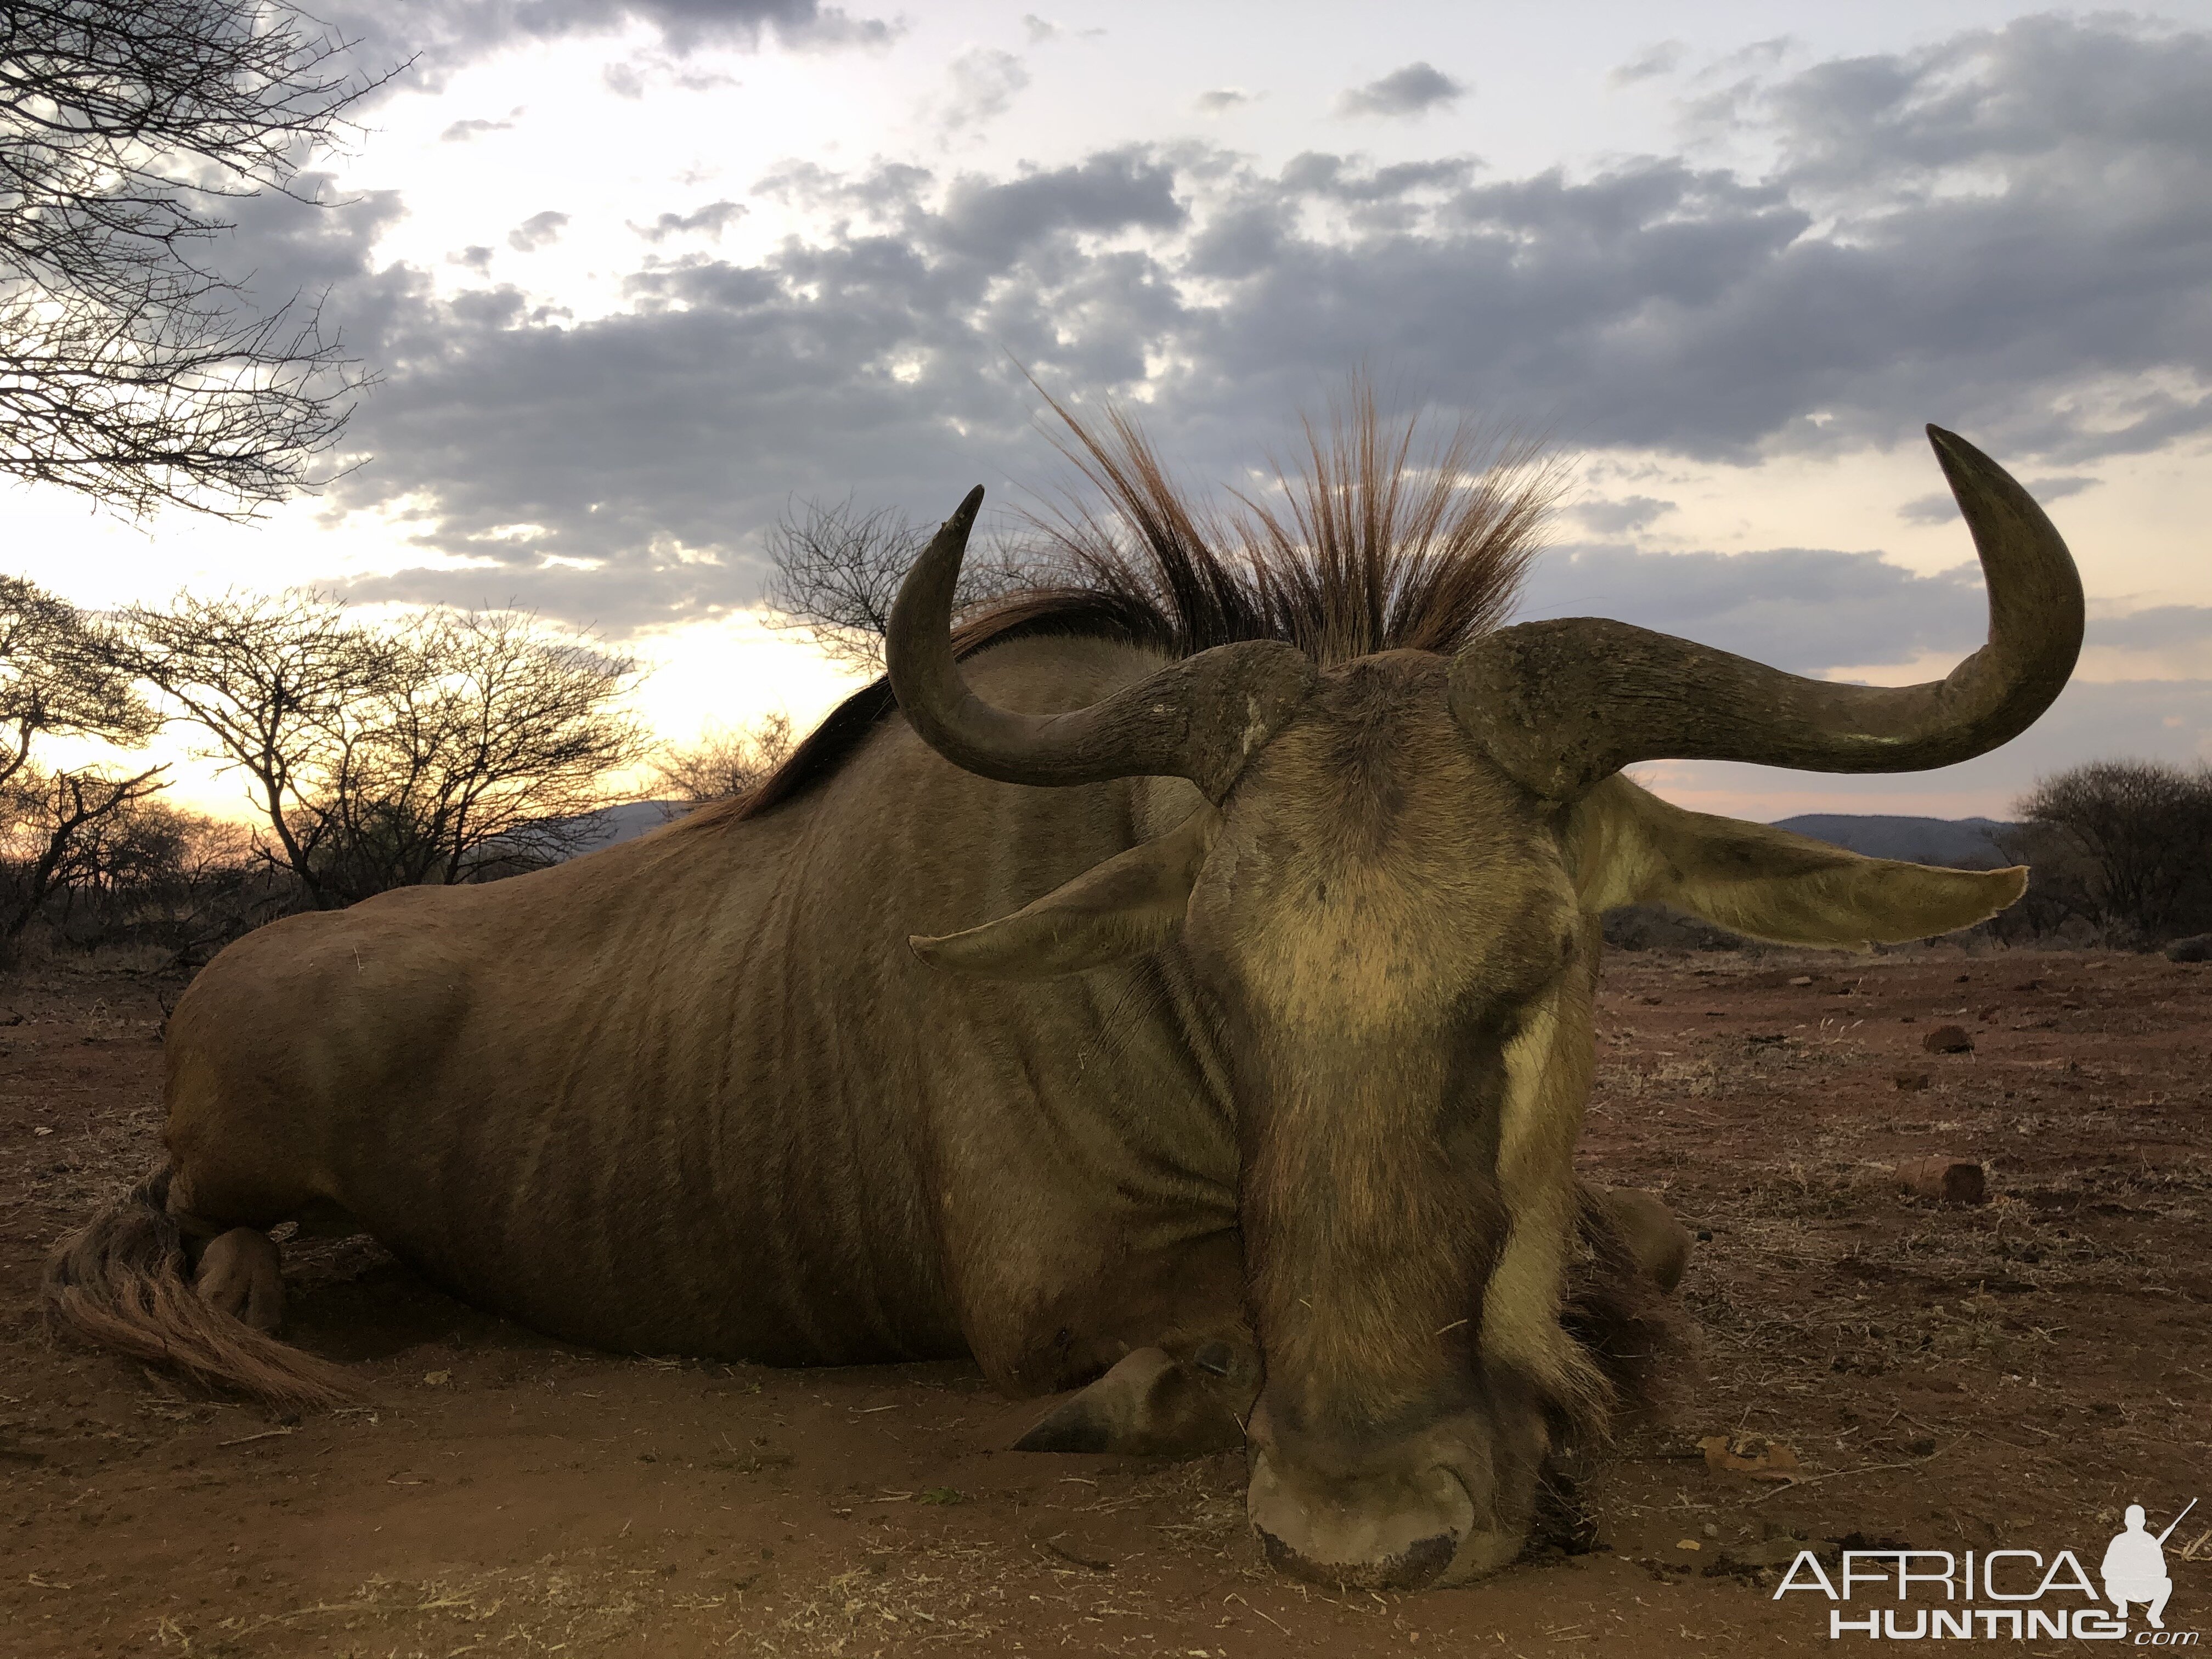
left=725, top=385, right=1560, bottom=822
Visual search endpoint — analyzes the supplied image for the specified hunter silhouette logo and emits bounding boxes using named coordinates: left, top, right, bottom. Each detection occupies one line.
left=1776, top=1497, right=2200, bottom=1641
left=2107, top=1499, right=2194, bottom=1630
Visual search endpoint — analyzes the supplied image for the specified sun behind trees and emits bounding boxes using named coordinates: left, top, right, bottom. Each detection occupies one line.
left=651, top=712, right=795, bottom=809
left=116, top=593, right=652, bottom=910
left=0, top=575, right=168, bottom=949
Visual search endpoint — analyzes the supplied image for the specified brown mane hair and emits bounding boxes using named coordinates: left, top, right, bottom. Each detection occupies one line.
left=723, top=383, right=1561, bottom=822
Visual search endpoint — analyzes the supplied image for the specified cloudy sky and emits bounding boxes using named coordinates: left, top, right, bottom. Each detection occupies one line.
left=10, top=0, right=2212, bottom=822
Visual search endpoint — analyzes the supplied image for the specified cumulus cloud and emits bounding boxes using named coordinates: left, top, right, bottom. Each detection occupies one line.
left=938, top=47, right=1031, bottom=134
left=506, top=211, right=571, bottom=252
left=1335, top=62, right=1467, bottom=119
left=440, top=116, right=514, bottom=141
left=326, top=0, right=893, bottom=89
left=1610, top=41, right=1686, bottom=87
left=1021, top=13, right=1101, bottom=44
left=602, top=53, right=740, bottom=98
left=632, top=200, right=746, bottom=242
left=218, top=14, right=2209, bottom=667
left=1195, top=87, right=1255, bottom=115
left=1571, top=495, right=1673, bottom=535
left=2092, top=603, right=2212, bottom=650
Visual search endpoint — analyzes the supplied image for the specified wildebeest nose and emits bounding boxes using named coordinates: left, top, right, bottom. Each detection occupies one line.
left=1256, top=1525, right=1459, bottom=1591
left=1192, top=1340, right=1234, bottom=1377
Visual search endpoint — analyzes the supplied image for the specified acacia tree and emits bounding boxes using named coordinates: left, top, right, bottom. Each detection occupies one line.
left=121, top=591, right=651, bottom=906
left=763, top=495, right=1032, bottom=673
left=0, top=573, right=167, bottom=949
left=313, top=608, right=653, bottom=895
left=115, top=589, right=375, bottom=902
left=0, top=761, right=166, bottom=941
left=651, top=710, right=793, bottom=809
left=0, top=571, right=154, bottom=783
left=2, top=0, right=385, bottom=514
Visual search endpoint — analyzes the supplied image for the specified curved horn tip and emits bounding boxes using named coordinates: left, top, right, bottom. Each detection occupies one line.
left=1923, top=424, right=2000, bottom=477
left=946, top=484, right=985, bottom=531
left=1925, top=423, right=1973, bottom=464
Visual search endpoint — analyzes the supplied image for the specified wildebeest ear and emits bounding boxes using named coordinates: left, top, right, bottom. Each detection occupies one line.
left=910, top=807, right=1220, bottom=980
left=1564, top=776, right=2027, bottom=949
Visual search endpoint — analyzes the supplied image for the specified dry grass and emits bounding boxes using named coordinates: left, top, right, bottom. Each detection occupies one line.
left=151, top=1558, right=669, bottom=1656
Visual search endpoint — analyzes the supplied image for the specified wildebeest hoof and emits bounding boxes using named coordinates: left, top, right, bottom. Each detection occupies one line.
left=194, top=1227, right=285, bottom=1334
left=1595, top=1187, right=1692, bottom=1294
left=1014, top=1345, right=1248, bottom=1457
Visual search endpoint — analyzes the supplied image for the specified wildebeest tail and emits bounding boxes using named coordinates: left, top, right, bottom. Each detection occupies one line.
left=42, top=1166, right=357, bottom=1410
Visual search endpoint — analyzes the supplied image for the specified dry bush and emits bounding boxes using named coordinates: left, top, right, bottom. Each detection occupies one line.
left=1999, top=759, right=2212, bottom=946
left=654, top=712, right=797, bottom=807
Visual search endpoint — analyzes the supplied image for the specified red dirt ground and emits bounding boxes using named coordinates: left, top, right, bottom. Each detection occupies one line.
left=2, top=945, right=2207, bottom=1657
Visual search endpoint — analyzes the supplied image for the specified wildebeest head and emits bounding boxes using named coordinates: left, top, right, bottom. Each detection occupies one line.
left=884, top=425, right=2081, bottom=1589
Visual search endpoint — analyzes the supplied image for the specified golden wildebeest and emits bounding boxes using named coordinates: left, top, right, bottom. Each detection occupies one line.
left=47, top=407, right=2080, bottom=1592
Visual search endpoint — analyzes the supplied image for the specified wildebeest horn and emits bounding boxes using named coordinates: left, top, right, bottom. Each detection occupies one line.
left=1448, top=426, right=2084, bottom=800
left=887, top=487, right=1317, bottom=800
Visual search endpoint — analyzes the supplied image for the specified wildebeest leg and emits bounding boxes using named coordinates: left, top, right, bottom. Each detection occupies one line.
left=166, top=1163, right=362, bottom=1338
left=1015, top=1339, right=1257, bottom=1455
left=1587, top=1186, right=1691, bottom=1293
left=1007, top=1231, right=1257, bottom=1457
left=191, top=1228, right=285, bottom=1334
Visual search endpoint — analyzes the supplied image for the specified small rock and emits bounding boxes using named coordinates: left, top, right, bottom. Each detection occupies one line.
left=1788, top=975, right=1815, bottom=987
left=1921, top=1024, right=1973, bottom=1054
left=1895, top=1155, right=1987, bottom=1205
left=1893, top=1071, right=1932, bottom=1092
left=422, top=1370, right=452, bottom=1386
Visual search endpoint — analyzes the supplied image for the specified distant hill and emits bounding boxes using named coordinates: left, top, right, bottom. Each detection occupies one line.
left=489, top=800, right=681, bottom=867
left=1771, top=814, right=2016, bottom=867
left=556, top=800, right=682, bottom=854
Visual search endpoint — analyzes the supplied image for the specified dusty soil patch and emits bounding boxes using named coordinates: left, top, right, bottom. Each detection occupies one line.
left=2, top=948, right=2207, bottom=1655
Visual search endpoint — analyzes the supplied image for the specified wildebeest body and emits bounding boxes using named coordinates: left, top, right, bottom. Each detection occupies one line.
left=165, top=636, right=1236, bottom=1381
